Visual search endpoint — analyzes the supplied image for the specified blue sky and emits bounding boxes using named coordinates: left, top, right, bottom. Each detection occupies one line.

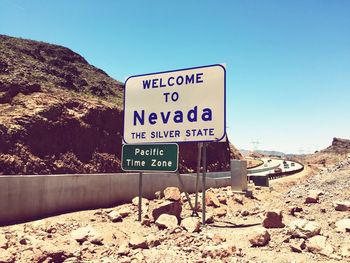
left=1, top=0, right=349, bottom=153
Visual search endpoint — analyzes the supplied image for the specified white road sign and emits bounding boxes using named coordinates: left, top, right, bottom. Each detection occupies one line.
left=123, top=64, right=226, bottom=144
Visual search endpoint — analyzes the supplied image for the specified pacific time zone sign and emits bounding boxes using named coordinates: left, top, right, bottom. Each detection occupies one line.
left=123, top=64, right=226, bottom=144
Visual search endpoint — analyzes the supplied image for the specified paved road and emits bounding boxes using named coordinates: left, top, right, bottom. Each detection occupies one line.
left=248, top=157, right=303, bottom=176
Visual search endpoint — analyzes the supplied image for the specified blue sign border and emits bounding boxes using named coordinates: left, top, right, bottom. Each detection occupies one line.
left=122, top=64, right=226, bottom=144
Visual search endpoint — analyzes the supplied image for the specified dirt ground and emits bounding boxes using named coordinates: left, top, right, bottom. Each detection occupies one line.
left=1, top=157, right=349, bottom=263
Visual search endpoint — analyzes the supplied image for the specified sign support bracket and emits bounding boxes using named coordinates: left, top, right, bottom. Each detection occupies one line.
left=176, top=171, right=195, bottom=212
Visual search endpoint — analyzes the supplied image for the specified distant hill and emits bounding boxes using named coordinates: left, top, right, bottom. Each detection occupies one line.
left=240, top=149, right=286, bottom=157
left=0, top=35, right=240, bottom=174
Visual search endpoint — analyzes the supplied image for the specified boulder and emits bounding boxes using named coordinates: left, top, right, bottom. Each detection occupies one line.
left=234, top=195, right=244, bottom=204
left=249, top=227, right=271, bottom=247
left=132, top=197, right=149, bottom=206
left=151, top=200, right=182, bottom=221
left=146, top=234, right=161, bottom=248
left=305, top=190, right=321, bottom=204
left=181, top=217, right=201, bottom=233
left=213, top=206, right=227, bottom=217
left=288, top=206, right=303, bottom=216
left=163, top=187, right=181, bottom=201
left=262, top=210, right=285, bottom=228
left=129, top=234, right=148, bottom=249
left=70, top=226, right=103, bottom=244
left=37, top=242, right=75, bottom=263
left=306, top=235, right=334, bottom=256
left=240, top=210, right=249, bottom=217
left=202, top=244, right=236, bottom=259
left=217, top=194, right=227, bottom=205
left=0, top=233, right=8, bottom=249
left=205, top=192, right=221, bottom=207
left=155, top=214, right=178, bottom=229
left=290, top=239, right=305, bottom=253
left=341, top=244, right=350, bottom=258
left=0, top=248, right=15, bottom=263
left=108, top=211, right=123, bottom=222
left=333, top=201, right=350, bottom=211
left=335, top=218, right=350, bottom=233
left=118, top=206, right=132, bottom=218
left=287, top=219, right=321, bottom=238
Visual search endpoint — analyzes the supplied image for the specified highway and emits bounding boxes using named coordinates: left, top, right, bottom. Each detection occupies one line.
left=248, top=157, right=303, bottom=176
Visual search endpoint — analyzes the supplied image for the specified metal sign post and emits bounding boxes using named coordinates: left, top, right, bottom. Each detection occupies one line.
left=201, top=143, right=207, bottom=225
left=138, top=172, right=143, bottom=221
left=193, top=142, right=203, bottom=217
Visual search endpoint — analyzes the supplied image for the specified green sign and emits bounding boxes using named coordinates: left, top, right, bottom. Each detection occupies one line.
left=122, top=144, right=179, bottom=172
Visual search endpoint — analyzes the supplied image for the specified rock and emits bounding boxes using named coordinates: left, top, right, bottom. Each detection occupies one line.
left=205, top=192, right=221, bottom=207
left=341, top=244, right=350, bottom=258
left=141, top=217, right=152, bottom=227
left=290, top=239, right=305, bottom=253
left=306, top=235, right=334, bottom=256
left=335, top=218, right=350, bottom=233
left=200, top=213, right=215, bottom=224
left=154, top=191, right=164, bottom=199
left=305, top=190, right=321, bottom=203
left=288, top=206, right=303, bottom=216
left=234, top=195, right=244, bottom=204
left=218, top=195, right=227, bottom=205
left=163, top=187, right=181, bottom=201
left=202, top=244, right=236, bottom=259
left=0, top=248, right=14, bottom=263
left=287, top=219, right=321, bottom=238
left=146, top=234, right=161, bottom=247
left=118, top=206, right=132, bottom=217
left=262, top=210, right=285, bottom=228
left=37, top=242, right=74, bottom=263
left=129, top=234, right=148, bottom=249
left=0, top=234, right=8, bottom=249
left=333, top=201, right=350, bottom=211
left=117, top=244, right=130, bottom=255
left=108, top=211, right=123, bottom=222
left=70, top=226, right=103, bottom=244
left=207, top=233, right=226, bottom=245
left=181, top=217, right=201, bottom=233
left=213, top=206, right=227, bottom=217
left=151, top=200, right=182, bottom=221
left=249, top=227, right=271, bottom=247
left=132, top=197, right=149, bottom=206
left=240, top=210, right=249, bottom=217
left=155, top=214, right=178, bottom=229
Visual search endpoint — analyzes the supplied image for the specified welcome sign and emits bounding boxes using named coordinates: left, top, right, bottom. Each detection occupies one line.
left=123, top=64, right=226, bottom=144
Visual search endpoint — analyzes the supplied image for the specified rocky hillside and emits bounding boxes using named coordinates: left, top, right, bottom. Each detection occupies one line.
left=323, top=137, right=350, bottom=154
left=0, top=35, right=240, bottom=175
left=301, top=137, right=350, bottom=166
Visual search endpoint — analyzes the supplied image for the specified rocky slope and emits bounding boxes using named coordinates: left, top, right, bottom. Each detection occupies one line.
left=0, top=35, right=240, bottom=175
left=300, top=137, right=350, bottom=167
left=1, top=156, right=349, bottom=262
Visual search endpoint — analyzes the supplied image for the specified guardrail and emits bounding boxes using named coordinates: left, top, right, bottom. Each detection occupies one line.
left=268, top=161, right=304, bottom=179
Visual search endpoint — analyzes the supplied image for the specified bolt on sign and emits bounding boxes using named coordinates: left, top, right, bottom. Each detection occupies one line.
left=121, top=144, right=179, bottom=172
left=123, top=64, right=226, bottom=144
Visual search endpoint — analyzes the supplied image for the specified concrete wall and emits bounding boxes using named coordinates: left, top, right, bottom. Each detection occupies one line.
left=0, top=172, right=232, bottom=225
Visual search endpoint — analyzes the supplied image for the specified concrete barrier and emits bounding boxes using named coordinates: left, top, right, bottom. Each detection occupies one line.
left=0, top=172, right=232, bottom=225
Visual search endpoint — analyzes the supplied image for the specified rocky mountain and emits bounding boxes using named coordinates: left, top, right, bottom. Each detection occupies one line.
left=322, top=137, right=350, bottom=154
left=299, top=137, right=350, bottom=166
left=0, top=35, right=240, bottom=175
